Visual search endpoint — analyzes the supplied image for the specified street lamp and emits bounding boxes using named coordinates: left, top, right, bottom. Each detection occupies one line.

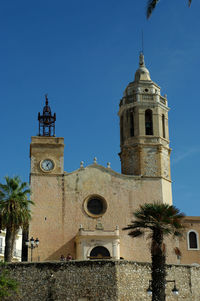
left=25, top=237, right=39, bottom=262
left=147, top=280, right=179, bottom=296
left=171, top=282, right=179, bottom=295
left=147, top=282, right=152, bottom=296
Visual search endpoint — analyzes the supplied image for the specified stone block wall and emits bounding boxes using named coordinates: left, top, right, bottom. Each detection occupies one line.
left=3, top=260, right=200, bottom=301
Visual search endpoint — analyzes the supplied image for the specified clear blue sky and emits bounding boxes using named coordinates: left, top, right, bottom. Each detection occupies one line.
left=0, top=0, right=199, bottom=216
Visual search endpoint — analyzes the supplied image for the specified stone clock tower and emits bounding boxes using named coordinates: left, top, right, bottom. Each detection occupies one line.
left=30, top=136, right=64, bottom=175
left=29, top=96, right=65, bottom=261
left=30, top=95, right=64, bottom=175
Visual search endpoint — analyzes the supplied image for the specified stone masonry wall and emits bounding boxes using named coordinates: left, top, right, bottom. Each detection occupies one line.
left=3, top=261, right=200, bottom=301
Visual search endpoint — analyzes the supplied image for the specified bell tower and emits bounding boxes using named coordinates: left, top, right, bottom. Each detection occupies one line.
left=118, top=53, right=171, bottom=182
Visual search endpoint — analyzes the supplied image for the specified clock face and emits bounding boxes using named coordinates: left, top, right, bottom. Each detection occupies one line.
left=41, top=159, right=54, bottom=172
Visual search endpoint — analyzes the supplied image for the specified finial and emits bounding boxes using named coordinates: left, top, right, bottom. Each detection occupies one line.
left=141, top=29, right=144, bottom=54
left=93, top=157, right=97, bottom=164
left=139, top=52, right=145, bottom=67
left=45, top=94, right=48, bottom=105
left=139, top=29, right=145, bottom=67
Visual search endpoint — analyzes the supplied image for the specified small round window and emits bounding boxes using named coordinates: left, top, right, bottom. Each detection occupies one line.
left=84, top=195, right=107, bottom=218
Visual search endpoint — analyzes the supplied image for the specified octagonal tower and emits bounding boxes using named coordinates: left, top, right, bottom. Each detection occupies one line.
left=119, top=53, right=171, bottom=181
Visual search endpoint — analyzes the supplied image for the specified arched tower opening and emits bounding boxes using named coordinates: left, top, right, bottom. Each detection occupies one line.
left=130, top=109, right=134, bottom=137
left=120, top=115, right=124, bottom=145
left=162, top=114, right=166, bottom=138
left=145, top=109, right=153, bottom=135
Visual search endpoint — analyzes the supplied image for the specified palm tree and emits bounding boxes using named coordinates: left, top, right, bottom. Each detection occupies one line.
left=147, top=0, right=192, bottom=19
left=0, top=176, right=33, bottom=262
left=123, top=203, right=185, bottom=301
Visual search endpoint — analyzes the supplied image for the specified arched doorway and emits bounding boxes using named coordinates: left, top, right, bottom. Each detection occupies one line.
left=89, top=246, right=111, bottom=259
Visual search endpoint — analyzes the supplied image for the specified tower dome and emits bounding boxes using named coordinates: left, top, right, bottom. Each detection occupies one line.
left=134, top=52, right=151, bottom=81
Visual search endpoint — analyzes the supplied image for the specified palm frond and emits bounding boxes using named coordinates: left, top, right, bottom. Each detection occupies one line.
left=128, top=229, right=143, bottom=238
left=123, top=202, right=185, bottom=245
left=147, top=0, right=160, bottom=19
left=147, top=0, right=192, bottom=19
left=0, top=176, right=34, bottom=231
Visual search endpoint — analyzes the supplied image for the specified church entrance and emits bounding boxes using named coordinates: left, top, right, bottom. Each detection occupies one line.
left=89, top=246, right=111, bottom=259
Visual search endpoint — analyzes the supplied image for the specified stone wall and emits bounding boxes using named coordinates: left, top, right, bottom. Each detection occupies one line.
left=3, top=260, right=200, bottom=301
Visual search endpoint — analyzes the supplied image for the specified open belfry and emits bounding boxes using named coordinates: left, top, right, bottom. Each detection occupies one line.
left=29, top=53, right=200, bottom=264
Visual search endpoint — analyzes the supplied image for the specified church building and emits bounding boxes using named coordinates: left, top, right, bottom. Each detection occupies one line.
left=28, top=53, right=200, bottom=264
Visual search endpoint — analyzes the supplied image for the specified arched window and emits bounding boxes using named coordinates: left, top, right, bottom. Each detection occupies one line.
left=188, top=231, right=198, bottom=249
left=120, top=115, right=124, bottom=144
left=162, top=114, right=166, bottom=138
left=145, top=109, right=153, bottom=135
left=130, top=110, right=134, bottom=137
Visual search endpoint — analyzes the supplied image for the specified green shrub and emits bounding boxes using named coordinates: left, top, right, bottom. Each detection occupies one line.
left=0, top=262, right=18, bottom=300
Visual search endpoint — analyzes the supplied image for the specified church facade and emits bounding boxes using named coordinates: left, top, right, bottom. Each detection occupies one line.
left=28, top=54, right=200, bottom=264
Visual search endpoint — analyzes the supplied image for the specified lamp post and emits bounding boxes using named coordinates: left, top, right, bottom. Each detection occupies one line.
left=147, top=280, right=179, bottom=296
left=25, top=237, right=39, bottom=262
